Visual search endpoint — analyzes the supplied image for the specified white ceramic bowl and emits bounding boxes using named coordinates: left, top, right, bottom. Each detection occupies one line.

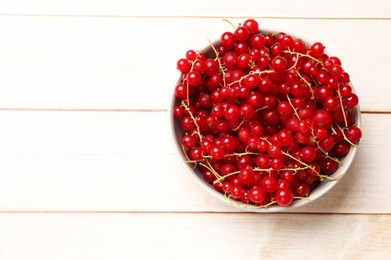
left=169, top=29, right=361, bottom=212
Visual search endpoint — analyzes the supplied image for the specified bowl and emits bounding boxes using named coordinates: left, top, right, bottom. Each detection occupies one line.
left=169, top=28, right=361, bottom=212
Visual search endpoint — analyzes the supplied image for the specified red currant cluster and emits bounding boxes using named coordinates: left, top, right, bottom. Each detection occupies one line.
left=173, top=19, right=362, bottom=208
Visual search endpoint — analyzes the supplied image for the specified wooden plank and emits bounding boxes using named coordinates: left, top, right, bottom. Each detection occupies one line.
left=0, top=213, right=389, bottom=259
left=0, top=111, right=388, bottom=213
left=0, top=17, right=389, bottom=111
left=0, top=0, right=389, bottom=18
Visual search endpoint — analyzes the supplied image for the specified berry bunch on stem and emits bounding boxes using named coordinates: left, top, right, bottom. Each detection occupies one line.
left=173, top=19, right=362, bottom=208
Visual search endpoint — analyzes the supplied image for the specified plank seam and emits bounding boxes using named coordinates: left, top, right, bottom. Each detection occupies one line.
left=0, top=13, right=390, bottom=20
left=0, top=211, right=389, bottom=215
left=0, top=108, right=387, bottom=114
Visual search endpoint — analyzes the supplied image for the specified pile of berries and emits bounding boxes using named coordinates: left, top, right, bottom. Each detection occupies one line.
left=173, top=19, right=362, bottom=207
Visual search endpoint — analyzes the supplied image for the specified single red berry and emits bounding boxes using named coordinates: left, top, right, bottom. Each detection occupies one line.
left=261, top=176, right=278, bottom=193
left=238, top=168, right=255, bottom=185
left=292, top=39, right=306, bottom=52
left=225, top=104, right=241, bottom=122
left=203, top=170, right=216, bottom=183
left=175, top=83, right=188, bottom=99
left=313, top=109, right=333, bottom=129
left=250, top=34, right=266, bottom=49
left=301, top=146, right=316, bottom=162
left=177, top=58, right=191, bottom=73
left=321, top=158, right=339, bottom=175
left=230, top=186, right=243, bottom=199
left=187, top=71, right=202, bottom=86
left=344, top=126, right=362, bottom=144
left=240, top=103, right=255, bottom=119
left=248, top=187, right=266, bottom=204
left=204, top=58, right=219, bottom=76
left=310, top=42, right=325, bottom=58
left=275, top=188, right=294, bottom=206
left=271, top=56, right=288, bottom=72
left=255, top=154, right=270, bottom=169
left=323, top=96, right=340, bottom=111
left=294, top=182, right=310, bottom=197
left=243, top=19, right=259, bottom=35
left=210, top=146, right=226, bottom=160
left=221, top=32, right=236, bottom=49
left=186, top=50, right=197, bottom=61
left=331, top=141, right=350, bottom=157
left=238, top=54, right=251, bottom=69
left=182, top=135, right=197, bottom=149
left=343, top=93, right=359, bottom=109
left=234, top=26, right=250, bottom=41
left=277, top=129, right=294, bottom=147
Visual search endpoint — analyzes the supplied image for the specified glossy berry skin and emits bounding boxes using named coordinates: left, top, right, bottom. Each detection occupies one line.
left=248, top=187, right=266, bottom=203
left=187, top=71, right=202, bottom=86
left=243, top=19, right=259, bottom=35
left=310, top=42, right=325, bottom=58
left=221, top=32, right=236, bottom=49
left=345, top=126, right=362, bottom=144
left=271, top=56, right=288, bottom=72
left=234, top=26, right=250, bottom=41
left=275, top=188, right=294, bottom=206
left=174, top=19, right=362, bottom=209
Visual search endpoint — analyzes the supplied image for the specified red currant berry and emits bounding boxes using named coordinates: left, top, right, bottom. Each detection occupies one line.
left=234, top=26, right=250, bottom=41
left=344, top=126, right=362, bottom=144
left=250, top=34, right=266, bottom=49
left=271, top=56, right=288, bottom=72
left=294, top=182, right=310, bottom=197
left=313, top=109, right=333, bottom=129
left=221, top=32, right=236, bottom=49
left=275, top=188, right=294, bottom=206
left=187, top=71, right=202, bottom=86
left=261, top=176, right=278, bottom=193
left=186, top=50, right=197, bottom=61
left=301, top=146, right=316, bottom=162
left=320, top=158, right=339, bottom=175
left=243, top=19, right=259, bottom=35
left=323, top=96, right=340, bottom=111
left=210, top=146, right=226, bottom=160
left=175, top=83, right=188, bottom=99
left=343, top=93, right=359, bottom=109
left=225, top=104, right=241, bottom=122
left=310, top=42, right=325, bottom=58
left=248, top=187, right=266, bottom=204
left=238, top=168, right=255, bottom=185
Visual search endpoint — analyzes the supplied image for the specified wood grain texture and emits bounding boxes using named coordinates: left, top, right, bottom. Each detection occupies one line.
left=0, top=1, right=389, bottom=258
left=0, top=17, right=389, bottom=111
left=0, top=111, right=388, bottom=213
left=0, top=0, right=390, bottom=18
left=0, top=213, right=389, bottom=259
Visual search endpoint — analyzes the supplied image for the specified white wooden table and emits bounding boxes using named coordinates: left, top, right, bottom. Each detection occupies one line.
left=0, top=1, right=390, bottom=259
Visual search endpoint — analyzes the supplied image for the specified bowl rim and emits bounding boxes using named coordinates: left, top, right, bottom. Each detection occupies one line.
left=169, top=28, right=361, bottom=212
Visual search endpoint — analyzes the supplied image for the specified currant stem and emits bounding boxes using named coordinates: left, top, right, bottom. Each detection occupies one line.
left=224, top=193, right=278, bottom=209
left=284, top=50, right=322, bottom=65
left=293, top=196, right=313, bottom=202
left=309, top=128, right=341, bottom=164
left=207, top=38, right=226, bottom=86
left=199, top=161, right=222, bottom=180
left=213, top=170, right=240, bottom=184
left=296, top=70, right=315, bottom=100
left=286, top=94, right=301, bottom=120
left=336, top=124, right=357, bottom=147
left=222, top=18, right=238, bottom=29
left=281, top=151, right=336, bottom=181
left=181, top=100, right=203, bottom=141
left=287, top=52, right=300, bottom=71
left=337, top=85, right=349, bottom=128
left=227, top=70, right=274, bottom=87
